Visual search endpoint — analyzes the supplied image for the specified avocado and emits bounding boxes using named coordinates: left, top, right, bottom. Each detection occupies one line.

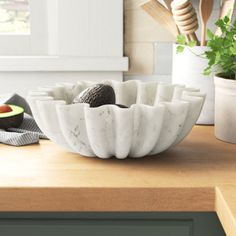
left=73, top=84, right=116, bottom=107
left=0, top=104, right=24, bottom=129
left=115, top=104, right=128, bottom=108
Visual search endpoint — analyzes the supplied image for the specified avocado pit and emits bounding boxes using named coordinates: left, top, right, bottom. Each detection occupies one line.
left=0, top=104, right=13, bottom=113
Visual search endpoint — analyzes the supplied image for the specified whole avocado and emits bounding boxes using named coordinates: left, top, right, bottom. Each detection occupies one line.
left=73, top=84, right=116, bottom=107
left=115, top=104, right=128, bottom=108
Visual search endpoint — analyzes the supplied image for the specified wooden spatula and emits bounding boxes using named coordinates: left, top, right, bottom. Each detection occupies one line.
left=141, top=0, right=179, bottom=37
left=215, top=0, right=235, bottom=36
left=199, top=0, right=214, bottom=46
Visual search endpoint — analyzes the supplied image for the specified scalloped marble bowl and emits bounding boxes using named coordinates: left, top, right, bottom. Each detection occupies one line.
left=28, top=80, right=205, bottom=159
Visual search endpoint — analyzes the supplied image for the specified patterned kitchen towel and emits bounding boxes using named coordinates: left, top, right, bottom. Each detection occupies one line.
left=0, top=94, right=48, bottom=146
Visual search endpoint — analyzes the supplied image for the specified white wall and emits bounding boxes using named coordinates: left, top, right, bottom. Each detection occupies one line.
left=0, top=72, right=122, bottom=98
left=0, top=0, right=128, bottom=98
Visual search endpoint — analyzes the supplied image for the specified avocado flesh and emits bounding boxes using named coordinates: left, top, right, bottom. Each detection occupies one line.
left=0, top=105, right=24, bottom=129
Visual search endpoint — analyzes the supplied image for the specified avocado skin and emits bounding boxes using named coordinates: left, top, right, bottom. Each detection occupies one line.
left=0, top=105, right=24, bottom=130
left=0, top=113, right=24, bottom=130
left=115, top=104, right=128, bottom=108
left=73, top=84, right=116, bottom=107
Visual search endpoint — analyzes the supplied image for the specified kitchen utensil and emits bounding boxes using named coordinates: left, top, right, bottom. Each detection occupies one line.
left=215, top=0, right=235, bottom=36
left=28, top=80, right=205, bottom=159
left=161, top=0, right=181, bottom=34
left=162, top=0, right=173, bottom=11
left=141, top=0, right=179, bottom=37
left=171, top=0, right=200, bottom=44
left=199, top=0, right=214, bottom=46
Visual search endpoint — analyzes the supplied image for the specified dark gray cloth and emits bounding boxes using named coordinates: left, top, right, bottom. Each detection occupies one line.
left=0, top=94, right=48, bottom=146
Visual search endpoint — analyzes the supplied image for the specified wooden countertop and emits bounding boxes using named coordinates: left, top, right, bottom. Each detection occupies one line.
left=0, top=126, right=236, bottom=235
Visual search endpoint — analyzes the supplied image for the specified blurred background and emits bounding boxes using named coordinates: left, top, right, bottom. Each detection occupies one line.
left=0, top=0, right=29, bottom=33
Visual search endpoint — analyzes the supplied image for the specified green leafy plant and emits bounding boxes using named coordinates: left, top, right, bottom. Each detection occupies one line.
left=176, top=16, right=236, bottom=80
left=176, top=34, right=197, bottom=53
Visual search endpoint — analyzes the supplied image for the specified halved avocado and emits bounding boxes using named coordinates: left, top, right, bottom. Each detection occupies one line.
left=0, top=105, right=24, bottom=129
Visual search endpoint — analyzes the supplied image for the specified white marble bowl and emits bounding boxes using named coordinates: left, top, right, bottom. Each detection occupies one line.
left=28, top=80, right=205, bottom=159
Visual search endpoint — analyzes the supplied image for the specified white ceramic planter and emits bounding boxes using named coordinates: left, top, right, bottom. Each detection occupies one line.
left=172, top=44, right=214, bottom=124
left=28, top=80, right=205, bottom=159
left=215, top=75, right=236, bottom=144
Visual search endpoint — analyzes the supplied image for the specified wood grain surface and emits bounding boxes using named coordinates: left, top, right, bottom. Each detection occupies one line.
left=0, top=126, right=236, bottom=235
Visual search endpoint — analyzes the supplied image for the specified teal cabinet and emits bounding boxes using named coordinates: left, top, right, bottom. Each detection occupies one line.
left=0, top=212, right=225, bottom=236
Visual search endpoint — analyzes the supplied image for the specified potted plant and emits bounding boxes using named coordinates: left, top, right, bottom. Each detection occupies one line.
left=172, top=33, right=215, bottom=125
left=206, top=16, right=236, bottom=143
left=175, top=16, right=236, bottom=143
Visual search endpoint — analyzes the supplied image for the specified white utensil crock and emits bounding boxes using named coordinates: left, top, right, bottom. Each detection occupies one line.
left=215, top=75, right=236, bottom=144
left=172, top=44, right=214, bottom=124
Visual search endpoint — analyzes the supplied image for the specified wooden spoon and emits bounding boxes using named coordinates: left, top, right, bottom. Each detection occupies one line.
left=140, top=0, right=179, bottom=37
left=171, top=0, right=200, bottom=44
left=199, top=0, right=214, bottom=46
left=215, top=0, right=235, bottom=36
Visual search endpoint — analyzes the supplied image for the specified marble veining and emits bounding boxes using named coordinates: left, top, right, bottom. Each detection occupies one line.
left=28, top=80, right=205, bottom=159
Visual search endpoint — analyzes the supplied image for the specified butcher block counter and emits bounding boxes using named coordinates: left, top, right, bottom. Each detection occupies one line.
left=0, top=126, right=235, bottom=236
